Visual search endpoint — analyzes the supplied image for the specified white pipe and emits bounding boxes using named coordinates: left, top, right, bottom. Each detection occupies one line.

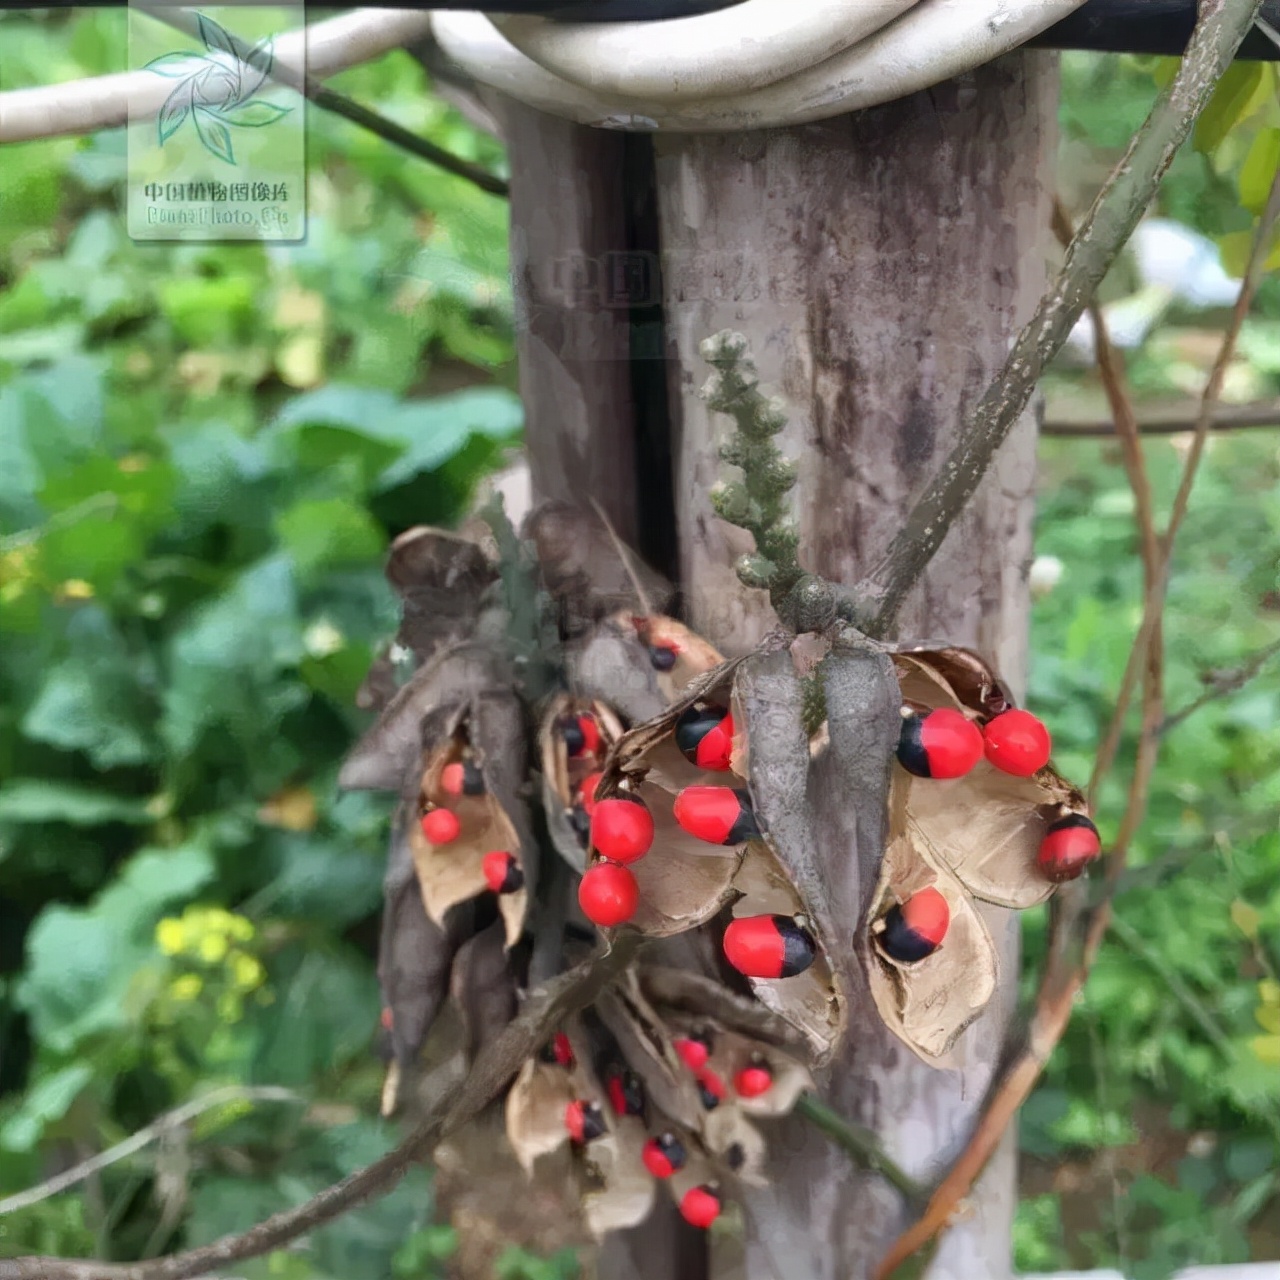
left=490, top=0, right=921, bottom=102
left=0, top=9, right=435, bottom=144
left=433, top=0, right=1090, bottom=133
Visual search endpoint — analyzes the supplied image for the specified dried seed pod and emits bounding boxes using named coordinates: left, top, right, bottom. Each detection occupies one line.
left=865, top=833, right=997, bottom=1062
left=540, top=694, right=626, bottom=873
left=377, top=804, right=484, bottom=1115
left=411, top=693, right=533, bottom=949
left=628, top=613, right=726, bottom=701
left=897, top=756, right=1088, bottom=910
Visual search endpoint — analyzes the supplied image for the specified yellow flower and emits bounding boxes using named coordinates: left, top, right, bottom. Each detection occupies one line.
left=230, top=952, right=265, bottom=992
left=198, top=932, right=229, bottom=965
left=156, top=918, right=186, bottom=956
left=170, top=973, right=203, bottom=1002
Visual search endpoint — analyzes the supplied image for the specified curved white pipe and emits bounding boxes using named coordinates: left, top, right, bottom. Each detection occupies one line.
left=432, top=0, right=1090, bottom=133
left=0, top=9, right=434, bottom=145
left=490, top=0, right=921, bottom=102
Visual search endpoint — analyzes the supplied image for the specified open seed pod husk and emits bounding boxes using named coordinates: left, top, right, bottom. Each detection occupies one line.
left=900, top=759, right=1088, bottom=909
left=540, top=694, right=626, bottom=873
left=412, top=687, right=534, bottom=949
left=889, top=647, right=1089, bottom=909
left=864, top=830, right=998, bottom=1063
left=580, top=1113, right=656, bottom=1237
left=378, top=802, right=488, bottom=1115
left=504, top=1052, right=584, bottom=1174
left=594, top=979, right=703, bottom=1132
left=893, top=644, right=1014, bottom=718
left=625, top=612, right=726, bottom=702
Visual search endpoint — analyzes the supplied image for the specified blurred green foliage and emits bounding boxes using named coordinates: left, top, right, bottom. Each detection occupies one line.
left=0, top=21, right=1277, bottom=1280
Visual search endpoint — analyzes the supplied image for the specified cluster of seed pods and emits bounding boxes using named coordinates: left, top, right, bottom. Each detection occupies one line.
left=509, top=1003, right=809, bottom=1235
left=886, top=704, right=1102, bottom=962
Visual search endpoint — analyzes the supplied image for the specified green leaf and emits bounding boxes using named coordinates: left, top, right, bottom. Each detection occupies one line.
left=0, top=781, right=151, bottom=826
left=16, top=842, right=215, bottom=1052
left=1239, top=126, right=1280, bottom=215
left=274, top=498, right=384, bottom=582
left=220, top=99, right=291, bottom=128
left=0, top=1063, right=94, bottom=1152
left=193, top=106, right=236, bottom=165
left=1193, top=62, right=1265, bottom=156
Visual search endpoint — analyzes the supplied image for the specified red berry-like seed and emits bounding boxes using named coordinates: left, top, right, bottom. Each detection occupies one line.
left=1037, top=815, right=1101, bottom=882
left=642, top=1134, right=687, bottom=1178
left=590, top=795, right=655, bottom=864
left=734, top=1065, right=773, bottom=1099
left=421, top=808, right=461, bottom=844
left=579, top=771, right=603, bottom=815
left=606, top=1068, right=643, bottom=1117
left=675, top=705, right=735, bottom=772
left=697, top=1070, right=726, bottom=1109
left=881, top=887, right=950, bottom=963
left=674, top=1037, right=710, bottom=1071
left=564, top=1100, right=605, bottom=1145
left=897, top=708, right=984, bottom=779
left=482, top=850, right=523, bottom=895
left=723, top=915, right=816, bottom=979
left=578, top=862, right=639, bottom=927
left=680, top=1185, right=722, bottom=1229
left=673, top=786, right=759, bottom=845
left=539, top=1032, right=575, bottom=1068
left=983, top=708, right=1051, bottom=777
left=441, top=762, right=466, bottom=795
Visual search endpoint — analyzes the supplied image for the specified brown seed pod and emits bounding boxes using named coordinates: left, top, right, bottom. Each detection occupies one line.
left=864, top=831, right=998, bottom=1063
left=889, top=646, right=1089, bottom=909
left=540, top=694, right=626, bottom=873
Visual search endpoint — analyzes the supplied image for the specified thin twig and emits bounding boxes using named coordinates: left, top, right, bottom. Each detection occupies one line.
left=1041, top=401, right=1280, bottom=437
left=1157, top=636, right=1280, bottom=736
left=0, top=936, right=642, bottom=1280
left=138, top=6, right=509, bottom=198
left=794, top=1093, right=924, bottom=1204
left=860, top=0, right=1266, bottom=640
left=0, top=1087, right=301, bottom=1218
left=873, top=47, right=1280, bottom=1278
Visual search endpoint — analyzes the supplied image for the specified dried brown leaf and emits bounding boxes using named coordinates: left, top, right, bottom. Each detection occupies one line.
left=521, top=501, right=672, bottom=632
left=385, top=525, right=496, bottom=663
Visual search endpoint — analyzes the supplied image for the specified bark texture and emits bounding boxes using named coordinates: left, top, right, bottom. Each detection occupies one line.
left=502, top=105, right=641, bottom=546
left=654, top=52, right=1058, bottom=1280
left=503, top=49, right=1056, bottom=1280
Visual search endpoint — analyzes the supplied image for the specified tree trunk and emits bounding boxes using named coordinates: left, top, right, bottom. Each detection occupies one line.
left=505, top=47, right=1058, bottom=1280
left=655, top=51, right=1058, bottom=1280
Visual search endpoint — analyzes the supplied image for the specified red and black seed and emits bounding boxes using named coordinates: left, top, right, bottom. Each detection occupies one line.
left=606, top=1067, right=645, bottom=1118
left=674, top=704, right=735, bottom=771
left=539, top=1032, right=575, bottom=1068
left=649, top=644, right=678, bottom=672
left=564, top=1099, right=606, bottom=1145
left=642, top=1132, right=688, bottom=1178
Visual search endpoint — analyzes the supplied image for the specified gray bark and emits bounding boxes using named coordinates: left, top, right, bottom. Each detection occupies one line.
left=654, top=52, right=1058, bottom=1280
left=502, top=105, right=641, bottom=546
left=504, top=47, right=1057, bottom=1280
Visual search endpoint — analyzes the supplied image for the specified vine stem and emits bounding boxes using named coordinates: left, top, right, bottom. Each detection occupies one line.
left=873, top=51, right=1280, bottom=1279
left=860, top=0, right=1266, bottom=640
left=795, top=1093, right=924, bottom=1204
left=0, top=936, right=643, bottom=1280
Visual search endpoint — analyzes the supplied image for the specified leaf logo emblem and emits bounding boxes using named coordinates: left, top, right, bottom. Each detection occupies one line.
left=144, top=12, right=292, bottom=165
